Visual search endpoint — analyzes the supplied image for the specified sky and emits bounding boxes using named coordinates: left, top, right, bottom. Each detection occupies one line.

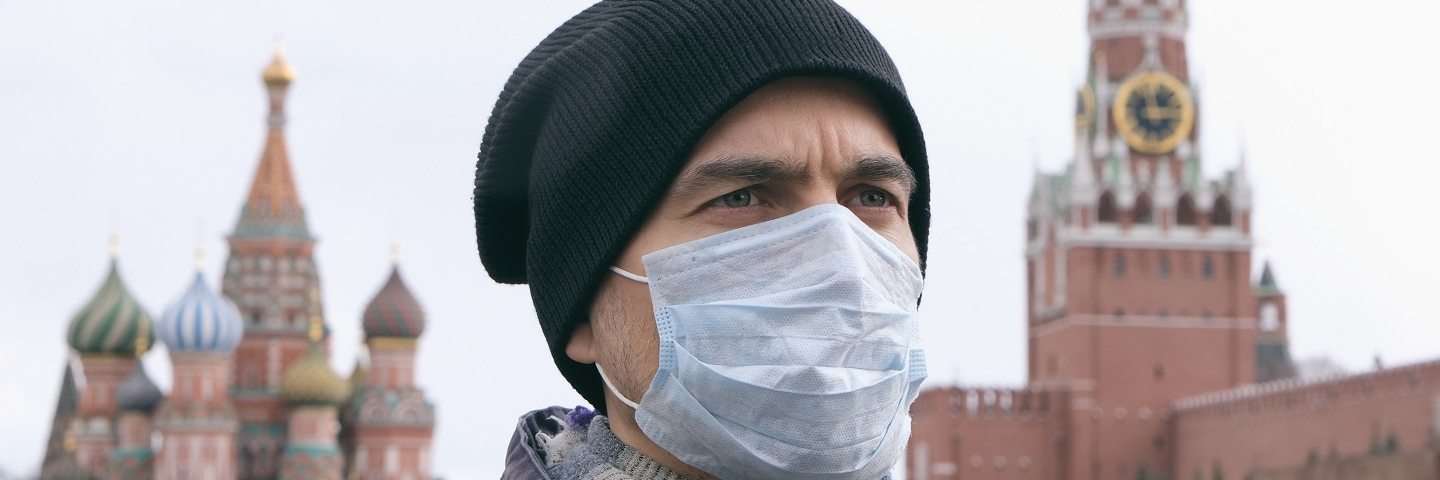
left=2, top=0, right=1438, bottom=478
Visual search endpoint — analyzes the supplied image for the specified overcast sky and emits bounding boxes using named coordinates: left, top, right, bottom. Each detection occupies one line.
left=3, top=0, right=1438, bottom=478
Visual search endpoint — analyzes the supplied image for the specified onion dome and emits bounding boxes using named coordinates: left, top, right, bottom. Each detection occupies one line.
left=280, top=320, right=349, bottom=406
left=362, top=266, right=426, bottom=339
left=157, top=273, right=244, bottom=354
left=67, top=260, right=153, bottom=356
left=262, top=45, right=296, bottom=87
left=116, top=364, right=163, bottom=414
left=117, top=321, right=163, bottom=413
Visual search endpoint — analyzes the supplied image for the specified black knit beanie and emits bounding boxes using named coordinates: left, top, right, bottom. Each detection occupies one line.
left=473, top=0, right=930, bottom=412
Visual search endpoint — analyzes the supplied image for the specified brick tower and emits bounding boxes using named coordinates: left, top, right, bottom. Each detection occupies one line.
left=65, top=240, right=152, bottom=477
left=907, top=2, right=1294, bottom=480
left=343, top=252, right=436, bottom=480
left=1023, top=0, right=1275, bottom=477
left=153, top=258, right=245, bottom=480
left=277, top=313, right=349, bottom=480
left=222, top=46, right=326, bottom=480
left=109, top=321, right=163, bottom=480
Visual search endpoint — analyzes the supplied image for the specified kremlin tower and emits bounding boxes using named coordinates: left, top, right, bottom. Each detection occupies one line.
left=906, top=1, right=1297, bottom=479
left=37, top=47, right=438, bottom=480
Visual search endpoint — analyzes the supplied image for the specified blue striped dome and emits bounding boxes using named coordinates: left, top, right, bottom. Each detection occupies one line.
left=158, top=273, right=244, bottom=354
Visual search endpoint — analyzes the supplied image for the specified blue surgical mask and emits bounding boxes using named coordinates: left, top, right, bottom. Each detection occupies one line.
left=598, top=204, right=927, bottom=480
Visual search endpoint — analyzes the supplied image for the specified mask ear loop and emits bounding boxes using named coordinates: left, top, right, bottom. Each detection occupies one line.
left=595, top=363, right=642, bottom=409
left=609, top=265, right=650, bottom=284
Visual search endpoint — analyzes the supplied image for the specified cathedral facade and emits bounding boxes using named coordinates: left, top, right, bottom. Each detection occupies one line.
left=38, top=50, right=436, bottom=480
left=907, top=2, right=1440, bottom=480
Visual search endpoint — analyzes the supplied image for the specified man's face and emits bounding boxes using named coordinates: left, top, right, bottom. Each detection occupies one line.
left=567, top=76, right=919, bottom=472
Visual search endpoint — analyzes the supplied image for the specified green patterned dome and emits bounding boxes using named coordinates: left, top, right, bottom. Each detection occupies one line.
left=68, top=260, right=153, bottom=356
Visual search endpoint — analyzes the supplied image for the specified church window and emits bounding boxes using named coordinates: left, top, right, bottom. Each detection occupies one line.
left=1098, top=191, right=1118, bottom=223
left=1159, top=255, right=1171, bottom=278
left=1212, top=195, right=1233, bottom=226
left=1176, top=194, right=1197, bottom=226
left=1114, top=252, right=1126, bottom=277
left=1133, top=192, right=1153, bottom=224
left=1202, top=256, right=1213, bottom=279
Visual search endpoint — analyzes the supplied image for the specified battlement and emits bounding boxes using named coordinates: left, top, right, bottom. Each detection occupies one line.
left=912, top=385, right=1074, bottom=420
left=1173, top=358, right=1440, bottom=418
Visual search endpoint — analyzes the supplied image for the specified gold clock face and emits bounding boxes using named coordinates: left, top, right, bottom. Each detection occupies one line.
left=1112, top=71, right=1194, bottom=154
left=1076, top=84, right=1095, bottom=131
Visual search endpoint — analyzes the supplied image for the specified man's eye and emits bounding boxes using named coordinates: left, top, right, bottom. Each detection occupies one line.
left=716, top=188, right=754, bottom=208
left=856, top=188, right=888, bottom=207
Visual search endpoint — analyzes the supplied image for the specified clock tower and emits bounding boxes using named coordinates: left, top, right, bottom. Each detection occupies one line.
left=1024, top=0, right=1292, bottom=478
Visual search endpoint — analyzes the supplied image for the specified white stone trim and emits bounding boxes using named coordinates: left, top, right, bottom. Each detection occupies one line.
left=1032, top=313, right=1258, bottom=338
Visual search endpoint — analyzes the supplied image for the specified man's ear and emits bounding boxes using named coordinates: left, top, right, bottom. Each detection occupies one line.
left=566, top=321, right=596, bottom=364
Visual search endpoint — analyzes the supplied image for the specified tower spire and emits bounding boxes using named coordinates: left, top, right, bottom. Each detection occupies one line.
left=108, top=232, right=121, bottom=259
left=235, top=46, right=309, bottom=239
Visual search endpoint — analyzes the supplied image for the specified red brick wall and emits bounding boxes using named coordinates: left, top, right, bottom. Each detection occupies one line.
left=1173, top=362, right=1440, bottom=480
left=909, top=387, right=1072, bottom=480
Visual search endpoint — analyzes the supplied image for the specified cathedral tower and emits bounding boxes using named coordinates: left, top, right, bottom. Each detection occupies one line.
left=65, top=240, right=152, bottom=477
left=222, top=46, right=326, bottom=480
left=110, top=324, right=162, bottom=480
left=153, top=259, right=245, bottom=480
left=344, top=253, right=436, bottom=480
left=278, top=312, right=349, bottom=480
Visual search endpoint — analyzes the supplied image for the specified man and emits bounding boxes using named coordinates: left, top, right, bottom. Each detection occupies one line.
left=474, top=1, right=931, bottom=479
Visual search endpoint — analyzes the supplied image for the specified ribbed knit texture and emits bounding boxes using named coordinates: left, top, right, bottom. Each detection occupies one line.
left=543, top=416, right=687, bottom=480
left=474, top=0, right=930, bottom=411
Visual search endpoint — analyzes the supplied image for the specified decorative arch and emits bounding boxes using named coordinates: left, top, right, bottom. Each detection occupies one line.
left=1133, top=192, right=1154, bottom=224
left=1176, top=193, right=1197, bottom=226
left=1097, top=190, right=1118, bottom=223
left=1213, top=195, right=1233, bottom=226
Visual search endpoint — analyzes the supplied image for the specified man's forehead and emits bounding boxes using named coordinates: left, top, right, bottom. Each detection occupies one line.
left=670, top=153, right=917, bottom=199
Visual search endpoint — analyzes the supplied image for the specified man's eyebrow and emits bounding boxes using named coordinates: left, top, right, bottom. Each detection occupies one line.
left=847, top=155, right=917, bottom=196
left=668, top=156, right=805, bottom=200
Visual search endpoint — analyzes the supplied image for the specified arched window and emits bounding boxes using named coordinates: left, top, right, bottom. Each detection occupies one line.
left=1176, top=193, right=1197, bottom=226
left=1213, top=195, right=1233, bottom=226
left=1133, top=192, right=1153, bottom=224
left=1098, top=191, right=1118, bottom=223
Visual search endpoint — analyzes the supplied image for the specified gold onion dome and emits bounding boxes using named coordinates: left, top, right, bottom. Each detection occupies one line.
left=280, top=321, right=349, bottom=406
left=68, top=259, right=154, bottom=356
left=262, top=45, right=296, bottom=87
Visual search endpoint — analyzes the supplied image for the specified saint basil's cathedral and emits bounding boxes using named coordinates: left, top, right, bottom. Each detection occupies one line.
left=36, top=50, right=437, bottom=480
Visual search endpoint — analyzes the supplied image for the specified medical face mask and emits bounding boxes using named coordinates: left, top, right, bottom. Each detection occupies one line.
left=599, top=203, right=927, bottom=480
